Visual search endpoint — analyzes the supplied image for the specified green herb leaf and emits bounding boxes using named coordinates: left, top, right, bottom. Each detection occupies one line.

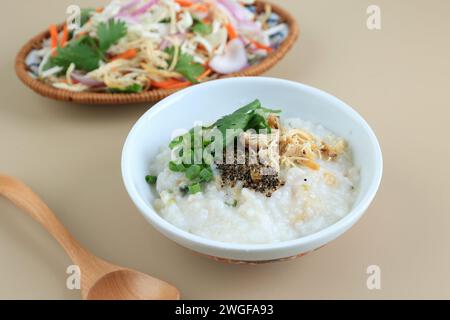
left=245, top=113, right=269, bottom=131
left=50, top=38, right=101, bottom=72
left=176, top=53, right=205, bottom=83
left=48, top=18, right=127, bottom=72
left=165, top=47, right=205, bottom=83
left=145, top=175, right=157, bottom=184
left=231, top=99, right=262, bottom=115
left=211, top=99, right=282, bottom=144
left=108, top=83, right=143, bottom=93
left=216, top=113, right=252, bottom=145
left=97, top=19, right=127, bottom=53
left=81, top=8, right=95, bottom=27
left=213, top=100, right=262, bottom=134
left=192, top=21, right=212, bottom=35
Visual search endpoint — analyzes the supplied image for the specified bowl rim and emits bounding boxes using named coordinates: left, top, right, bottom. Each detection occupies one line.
left=121, top=77, right=383, bottom=253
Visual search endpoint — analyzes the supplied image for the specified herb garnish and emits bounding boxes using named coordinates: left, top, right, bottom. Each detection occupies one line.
left=145, top=175, right=157, bottom=185
left=47, top=18, right=127, bottom=72
left=164, top=100, right=281, bottom=195
left=213, top=99, right=281, bottom=145
left=165, top=47, right=205, bottom=83
left=192, top=20, right=213, bottom=35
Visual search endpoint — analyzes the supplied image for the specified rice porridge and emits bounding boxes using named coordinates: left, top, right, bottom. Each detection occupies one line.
left=146, top=101, right=359, bottom=244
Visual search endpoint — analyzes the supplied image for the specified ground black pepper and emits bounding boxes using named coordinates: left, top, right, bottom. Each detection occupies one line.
left=216, top=150, right=283, bottom=197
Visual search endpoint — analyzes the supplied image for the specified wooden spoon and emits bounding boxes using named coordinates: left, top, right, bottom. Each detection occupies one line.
left=0, top=174, right=180, bottom=300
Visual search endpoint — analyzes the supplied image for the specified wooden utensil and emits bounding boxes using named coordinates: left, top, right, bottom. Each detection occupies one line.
left=0, top=174, right=180, bottom=300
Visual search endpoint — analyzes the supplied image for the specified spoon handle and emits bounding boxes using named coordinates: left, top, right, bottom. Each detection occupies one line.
left=0, top=174, right=99, bottom=269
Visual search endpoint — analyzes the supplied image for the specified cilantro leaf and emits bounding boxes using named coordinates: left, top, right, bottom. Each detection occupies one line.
left=165, top=47, right=205, bottom=83
left=48, top=18, right=128, bottom=73
left=216, top=113, right=253, bottom=145
left=81, top=8, right=95, bottom=27
left=212, top=100, right=282, bottom=144
left=97, top=19, right=127, bottom=53
left=192, top=21, right=212, bottom=35
left=231, top=99, right=262, bottom=115
left=50, top=38, right=101, bottom=72
left=176, top=54, right=205, bottom=83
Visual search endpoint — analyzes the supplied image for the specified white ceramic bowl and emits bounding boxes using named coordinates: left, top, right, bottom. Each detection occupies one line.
left=122, top=77, right=382, bottom=263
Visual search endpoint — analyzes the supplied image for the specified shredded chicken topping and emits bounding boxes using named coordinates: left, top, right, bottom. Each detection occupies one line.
left=240, top=114, right=347, bottom=172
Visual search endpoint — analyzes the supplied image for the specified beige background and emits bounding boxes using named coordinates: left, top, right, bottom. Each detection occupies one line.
left=1, top=0, right=449, bottom=299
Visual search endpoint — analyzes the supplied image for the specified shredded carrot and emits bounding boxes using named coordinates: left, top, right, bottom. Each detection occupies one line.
left=111, top=48, right=138, bottom=61
left=95, top=7, right=104, bottom=13
left=152, top=79, right=191, bottom=89
left=152, top=79, right=182, bottom=88
left=192, top=4, right=209, bottom=12
left=166, top=82, right=192, bottom=89
left=249, top=39, right=273, bottom=52
left=49, top=24, right=59, bottom=56
left=196, top=43, right=208, bottom=53
left=60, top=24, right=69, bottom=48
left=197, top=68, right=212, bottom=81
left=175, top=0, right=194, bottom=7
left=225, top=23, right=238, bottom=40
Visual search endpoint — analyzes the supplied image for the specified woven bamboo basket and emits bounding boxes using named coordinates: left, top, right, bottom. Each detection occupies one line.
left=15, top=1, right=299, bottom=105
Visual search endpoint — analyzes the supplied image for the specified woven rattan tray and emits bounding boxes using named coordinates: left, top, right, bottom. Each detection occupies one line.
left=15, top=1, right=299, bottom=105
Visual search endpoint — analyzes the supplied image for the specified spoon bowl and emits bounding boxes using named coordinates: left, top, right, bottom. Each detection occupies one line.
left=86, top=269, right=180, bottom=300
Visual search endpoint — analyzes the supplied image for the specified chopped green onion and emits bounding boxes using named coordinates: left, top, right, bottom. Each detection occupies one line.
left=182, top=149, right=195, bottom=165
left=169, top=161, right=186, bottom=172
left=145, top=175, right=157, bottom=185
left=188, top=183, right=202, bottom=195
left=169, top=136, right=183, bottom=149
left=225, top=199, right=238, bottom=207
left=185, top=165, right=202, bottom=180
left=199, top=167, right=213, bottom=182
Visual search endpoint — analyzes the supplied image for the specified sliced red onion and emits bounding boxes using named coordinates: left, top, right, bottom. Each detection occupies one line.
left=159, top=39, right=171, bottom=50
left=239, top=20, right=261, bottom=31
left=71, top=73, right=105, bottom=87
left=117, top=15, right=139, bottom=25
left=131, top=0, right=159, bottom=17
left=171, top=33, right=187, bottom=45
left=209, top=38, right=248, bottom=74
left=217, top=0, right=254, bottom=22
left=118, top=0, right=141, bottom=15
left=216, top=0, right=262, bottom=37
